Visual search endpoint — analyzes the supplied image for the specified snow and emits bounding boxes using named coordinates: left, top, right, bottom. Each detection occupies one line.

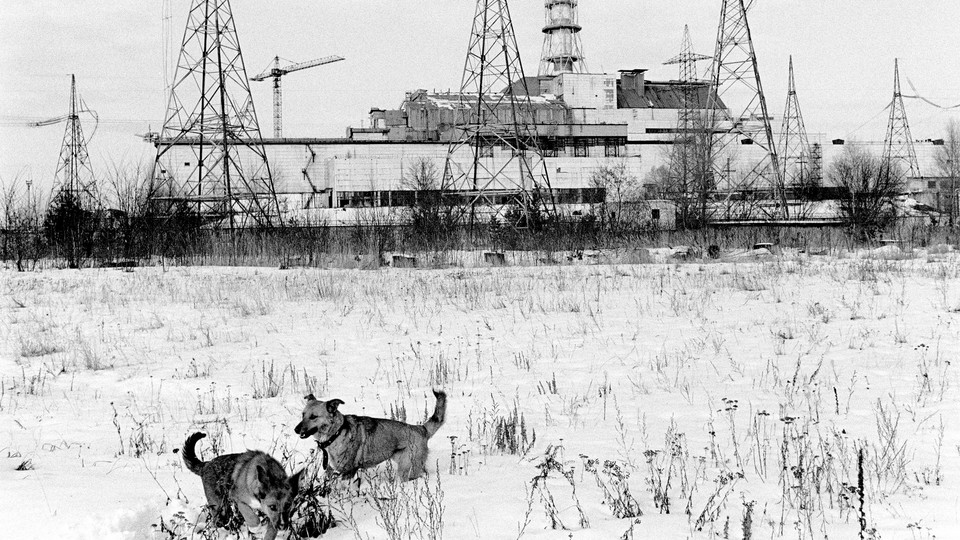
left=1, top=253, right=959, bottom=539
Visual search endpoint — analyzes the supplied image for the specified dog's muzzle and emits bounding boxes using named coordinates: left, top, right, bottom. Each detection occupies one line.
left=294, top=422, right=317, bottom=439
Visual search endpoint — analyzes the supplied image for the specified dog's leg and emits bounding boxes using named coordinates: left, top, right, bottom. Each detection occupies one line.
left=261, top=523, right=278, bottom=540
left=409, top=440, right=429, bottom=480
left=409, top=454, right=426, bottom=480
left=392, top=449, right=413, bottom=481
left=236, top=501, right=265, bottom=540
left=202, top=483, right=230, bottom=528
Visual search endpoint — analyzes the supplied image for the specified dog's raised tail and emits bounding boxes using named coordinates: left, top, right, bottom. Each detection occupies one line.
left=182, top=432, right=207, bottom=475
left=424, top=390, right=447, bottom=438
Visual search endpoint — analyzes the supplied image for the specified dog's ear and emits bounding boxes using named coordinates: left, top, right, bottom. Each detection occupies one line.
left=289, top=469, right=304, bottom=495
left=256, top=465, right=269, bottom=497
left=304, top=393, right=316, bottom=402
left=325, top=399, right=344, bottom=414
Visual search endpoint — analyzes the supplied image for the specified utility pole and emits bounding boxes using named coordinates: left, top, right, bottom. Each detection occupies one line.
left=664, top=25, right=711, bottom=227
left=443, top=0, right=555, bottom=228
left=778, top=56, right=815, bottom=217
left=707, top=0, right=785, bottom=220
left=31, top=75, right=99, bottom=210
left=152, top=0, right=280, bottom=228
left=882, top=59, right=921, bottom=181
left=53, top=75, right=98, bottom=209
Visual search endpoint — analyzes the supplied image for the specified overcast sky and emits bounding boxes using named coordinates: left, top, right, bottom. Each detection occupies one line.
left=3, top=1, right=960, bottom=190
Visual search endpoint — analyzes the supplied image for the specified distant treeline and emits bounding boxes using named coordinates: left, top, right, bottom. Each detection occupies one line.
left=1, top=205, right=954, bottom=270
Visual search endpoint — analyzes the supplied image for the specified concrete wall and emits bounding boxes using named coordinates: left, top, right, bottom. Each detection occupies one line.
left=551, top=73, right=617, bottom=110
left=156, top=137, right=951, bottom=218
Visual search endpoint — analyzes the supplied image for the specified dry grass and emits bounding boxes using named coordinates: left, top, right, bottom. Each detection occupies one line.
left=1, top=251, right=958, bottom=537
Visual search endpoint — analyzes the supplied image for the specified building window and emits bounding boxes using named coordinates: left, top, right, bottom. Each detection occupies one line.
left=928, top=180, right=937, bottom=189
left=337, top=191, right=376, bottom=208
left=583, top=188, right=606, bottom=204
left=574, top=140, right=589, bottom=157
left=605, top=139, right=622, bottom=157
left=652, top=208, right=661, bottom=221
left=391, top=191, right=415, bottom=207
left=540, top=137, right=559, bottom=157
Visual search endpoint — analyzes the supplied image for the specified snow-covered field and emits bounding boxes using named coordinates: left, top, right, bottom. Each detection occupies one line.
left=2, top=250, right=959, bottom=539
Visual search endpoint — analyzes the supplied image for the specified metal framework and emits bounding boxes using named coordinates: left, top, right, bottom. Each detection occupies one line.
left=665, top=25, right=711, bottom=132
left=707, top=0, right=786, bottom=219
left=51, top=75, right=98, bottom=209
left=778, top=56, right=814, bottom=190
left=882, top=59, right=921, bottom=179
left=663, top=25, right=712, bottom=226
left=151, top=0, right=280, bottom=228
left=539, top=0, right=587, bottom=76
left=443, top=0, right=554, bottom=227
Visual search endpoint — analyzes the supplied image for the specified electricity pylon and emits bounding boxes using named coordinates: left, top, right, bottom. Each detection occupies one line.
left=778, top=56, right=813, bottom=190
left=664, top=25, right=712, bottom=227
left=707, top=0, right=786, bottom=219
left=443, top=0, right=555, bottom=228
left=45, top=75, right=99, bottom=210
left=152, top=0, right=280, bottom=229
left=882, top=58, right=921, bottom=179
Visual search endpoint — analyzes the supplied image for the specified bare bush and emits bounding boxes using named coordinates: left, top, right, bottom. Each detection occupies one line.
left=830, top=145, right=904, bottom=239
left=401, top=157, right=455, bottom=246
left=0, top=176, right=45, bottom=270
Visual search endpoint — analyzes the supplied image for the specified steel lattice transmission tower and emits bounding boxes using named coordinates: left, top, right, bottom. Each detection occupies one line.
left=882, top=58, right=920, bottom=179
left=778, top=56, right=814, bottom=191
left=152, top=0, right=280, bottom=228
left=51, top=75, right=98, bottom=210
left=539, top=0, right=587, bottom=76
left=707, top=0, right=786, bottom=219
left=443, top=0, right=555, bottom=227
left=663, top=25, right=712, bottom=226
left=664, top=25, right=711, bottom=132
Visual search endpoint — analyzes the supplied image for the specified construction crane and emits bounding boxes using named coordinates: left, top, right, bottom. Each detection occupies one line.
left=250, top=55, right=345, bottom=138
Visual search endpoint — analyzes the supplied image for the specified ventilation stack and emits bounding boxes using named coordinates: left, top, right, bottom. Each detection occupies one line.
left=539, top=0, right=587, bottom=76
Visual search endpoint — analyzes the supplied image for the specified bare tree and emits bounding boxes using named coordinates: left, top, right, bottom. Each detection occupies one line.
left=934, top=119, right=960, bottom=226
left=400, top=157, right=454, bottom=241
left=590, top=160, right=641, bottom=230
left=104, top=160, right=157, bottom=218
left=98, top=160, right=162, bottom=260
left=830, top=145, right=904, bottom=239
left=660, top=113, right=717, bottom=228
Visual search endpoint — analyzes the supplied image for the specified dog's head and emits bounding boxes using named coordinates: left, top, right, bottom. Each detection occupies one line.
left=255, top=467, right=302, bottom=530
left=294, top=394, right=344, bottom=441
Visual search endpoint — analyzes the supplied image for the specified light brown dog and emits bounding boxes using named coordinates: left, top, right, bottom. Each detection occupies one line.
left=183, top=432, right=302, bottom=540
left=294, top=390, right=446, bottom=481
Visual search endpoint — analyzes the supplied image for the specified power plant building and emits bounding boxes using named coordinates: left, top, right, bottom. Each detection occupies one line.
left=151, top=0, right=950, bottom=226
left=156, top=68, right=716, bottom=226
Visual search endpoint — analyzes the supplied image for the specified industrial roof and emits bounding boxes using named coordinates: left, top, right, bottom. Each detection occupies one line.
left=617, top=80, right=719, bottom=110
left=507, top=76, right=544, bottom=97
left=408, top=90, right=567, bottom=111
